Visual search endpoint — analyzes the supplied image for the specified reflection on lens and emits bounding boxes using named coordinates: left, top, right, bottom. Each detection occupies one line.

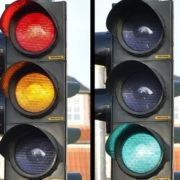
left=15, top=134, right=56, bottom=175
left=121, top=133, right=162, bottom=174
left=122, top=72, right=162, bottom=113
left=15, top=72, right=56, bottom=113
left=122, top=9, right=163, bottom=52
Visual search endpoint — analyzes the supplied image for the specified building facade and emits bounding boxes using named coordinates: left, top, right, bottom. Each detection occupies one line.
left=67, top=77, right=90, bottom=180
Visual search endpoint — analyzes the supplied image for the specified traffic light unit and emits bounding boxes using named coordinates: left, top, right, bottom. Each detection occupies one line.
left=105, top=0, right=173, bottom=179
left=0, top=0, right=66, bottom=180
left=95, top=32, right=112, bottom=133
left=0, top=33, right=5, bottom=134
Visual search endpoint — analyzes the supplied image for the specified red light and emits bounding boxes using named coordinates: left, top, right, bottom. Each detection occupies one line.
left=15, top=12, right=56, bottom=53
left=0, top=0, right=30, bottom=36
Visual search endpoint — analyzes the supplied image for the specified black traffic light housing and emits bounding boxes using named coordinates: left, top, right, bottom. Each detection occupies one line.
left=0, top=33, right=5, bottom=134
left=95, top=88, right=112, bottom=133
left=106, top=0, right=172, bottom=57
left=95, top=32, right=112, bottom=73
left=0, top=0, right=67, bottom=179
left=0, top=124, right=65, bottom=179
left=105, top=0, right=173, bottom=179
left=95, top=32, right=112, bottom=132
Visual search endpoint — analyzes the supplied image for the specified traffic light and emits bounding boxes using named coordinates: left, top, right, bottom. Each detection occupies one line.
left=95, top=32, right=112, bottom=133
left=105, top=0, right=173, bottom=179
left=174, top=80, right=180, bottom=97
left=67, top=173, right=82, bottom=180
left=95, top=88, right=112, bottom=133
left=0, top=0, right=66, bottom=179
left=95, top=32, right=112, bottom=73
left=0, top=33, right=5, bottom=134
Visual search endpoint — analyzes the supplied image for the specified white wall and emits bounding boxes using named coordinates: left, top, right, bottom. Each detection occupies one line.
left=0, top=136, right=4, bottom=180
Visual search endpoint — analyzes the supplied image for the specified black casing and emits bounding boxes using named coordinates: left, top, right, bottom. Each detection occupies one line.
left=3, top=1, right=67, bottom=180
left=106, top=0, right=173, bottom=179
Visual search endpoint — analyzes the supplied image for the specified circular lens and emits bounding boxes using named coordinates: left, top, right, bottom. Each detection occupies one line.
left=15, top=134, right=56, bottom=176
left=122, top=9, right=163, bottom=52
left=15, top=72, right=56, bottom=113
left=15, top=12, right=56, bottom=53
left=121, top=133, right=162, bottom=174
left=122, top=71, right=163, bottom=113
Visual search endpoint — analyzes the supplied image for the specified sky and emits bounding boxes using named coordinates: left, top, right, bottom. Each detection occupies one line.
left=95, top=0, right=180, bottom=77
left=0, top=0, right=90, bottom=89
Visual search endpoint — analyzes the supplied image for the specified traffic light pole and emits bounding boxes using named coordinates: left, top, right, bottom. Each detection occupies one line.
left=0, top=136, right=4, bottom=179
left=95, top=65, right=106, bottom=180
left=95, top=121, right=106, bottom=180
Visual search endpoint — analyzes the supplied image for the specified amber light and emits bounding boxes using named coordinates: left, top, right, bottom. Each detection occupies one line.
left=0, top=61, right=28, bottom=97
left=15, top=72, right=56, bottom=113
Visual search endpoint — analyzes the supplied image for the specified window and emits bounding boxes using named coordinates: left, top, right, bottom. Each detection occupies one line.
left=68, top=95, right=85, bottom=124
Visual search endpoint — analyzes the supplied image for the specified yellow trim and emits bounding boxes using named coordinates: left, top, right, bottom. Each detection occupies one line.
left=155, top=54, right=171, bottom=60
left=155, top=115, right=171, bottom=121
left=154, top=178, right=170, bottom=180
left=48, top=179, right=63, bottom=180
left=48, top=55, right=65, bottom=60
left=48, top=116, right=65, bottom=121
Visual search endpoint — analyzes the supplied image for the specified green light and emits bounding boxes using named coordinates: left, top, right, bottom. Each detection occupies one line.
left=121, top=133, right=162, bottom=174
left=105, top=124, right=129, bottom=158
